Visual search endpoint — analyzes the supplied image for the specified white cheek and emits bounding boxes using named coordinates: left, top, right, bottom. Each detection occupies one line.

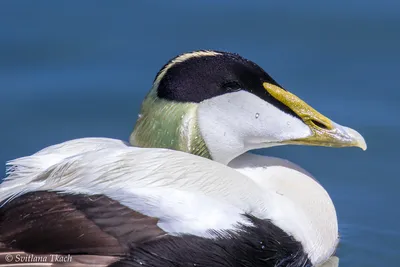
left=252, top=102, right=312, bottom=143
left=197, top=91, right=312, bottom=163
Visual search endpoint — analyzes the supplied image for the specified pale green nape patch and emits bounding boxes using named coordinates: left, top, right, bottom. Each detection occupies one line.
left=130, top=88, right=211, bottom=159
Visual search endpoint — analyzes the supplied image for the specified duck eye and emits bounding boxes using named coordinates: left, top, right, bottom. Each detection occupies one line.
left=221, top=81, right=242, bottom=92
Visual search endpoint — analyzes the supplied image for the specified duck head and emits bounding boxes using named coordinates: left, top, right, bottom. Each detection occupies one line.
left=130, top=50, right=366, bottom=164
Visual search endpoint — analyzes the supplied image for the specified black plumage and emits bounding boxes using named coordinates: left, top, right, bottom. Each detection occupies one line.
left=112, top=214, right=311, bottom=267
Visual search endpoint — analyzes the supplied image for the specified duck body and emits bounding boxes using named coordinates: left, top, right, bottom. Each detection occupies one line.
left=0, top=50, right=366, bottom=266
left=1, top=138, right=335, bottom=266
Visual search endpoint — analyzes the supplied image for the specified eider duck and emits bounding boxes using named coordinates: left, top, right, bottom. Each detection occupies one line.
left=0, top=51, right=366, bottom=267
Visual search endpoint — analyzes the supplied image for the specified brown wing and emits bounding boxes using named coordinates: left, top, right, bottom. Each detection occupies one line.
left=0, top=191, right=166, bottom=266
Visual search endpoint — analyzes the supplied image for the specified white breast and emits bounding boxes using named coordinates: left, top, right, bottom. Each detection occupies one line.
left=229, top=153, right=339, bottom=266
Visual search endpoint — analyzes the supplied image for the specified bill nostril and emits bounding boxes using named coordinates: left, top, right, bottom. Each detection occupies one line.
left=311, top=120, right=330, bottom=130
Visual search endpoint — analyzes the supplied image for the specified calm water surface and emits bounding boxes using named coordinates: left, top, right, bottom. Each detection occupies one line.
left=0, top=1, right=399, bottom=266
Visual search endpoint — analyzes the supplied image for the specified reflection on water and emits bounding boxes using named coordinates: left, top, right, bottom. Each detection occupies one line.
left=320, top=257, right=339, bottom=267
left=0, top=1, right=399, bottom=266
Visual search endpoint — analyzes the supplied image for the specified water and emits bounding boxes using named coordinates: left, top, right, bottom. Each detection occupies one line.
left=0, top=1, right=398, bottom=266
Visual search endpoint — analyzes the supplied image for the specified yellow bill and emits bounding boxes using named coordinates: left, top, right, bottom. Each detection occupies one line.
left=263, top=82, right=367, bottom=150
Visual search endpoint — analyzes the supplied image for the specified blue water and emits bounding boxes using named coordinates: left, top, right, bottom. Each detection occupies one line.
left=0, top=1, right=398, bottom=266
